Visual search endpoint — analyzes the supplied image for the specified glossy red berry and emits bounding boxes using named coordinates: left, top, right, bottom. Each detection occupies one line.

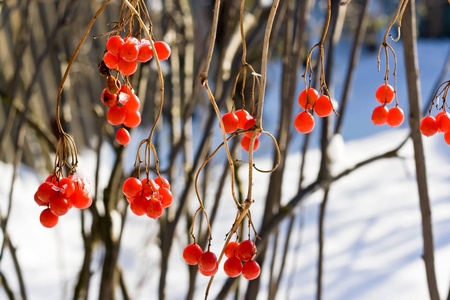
left=386, top=106, right=404, bottom=127
left=46, top=174, right=59, bottom=184
left=36, top=182, right=57, bottom=204
left=107, top=105, right=126, bottom=125
left=235, top=109, right=251, bottom=129
left=49, top=194, right=70, bottom=216
left=154, top=41, right=171, bottom=60
left=375, top=84, right=395, bottom=105
left=130, top=195, right=148, bottom=216
left=159, top=187, right=173, bottom=208
left=118, top=57, right=138, bottom=76
left=141, top=178, right=160, bottom=197
left=221, top=112, right=239, bottom=133
left=436, top=112, right=450, bottom=133
left=242, top=260, right=260, bottom=280
left=124, top=110, right=141, bottom=128
left=59, top=177, right=76, bottom=198
left=371, top=105, right=389, bottom=125
left=101, top=88, right=117, bottom=107
left=224, top=256, right=243, bottom=278
left=225, top=241, right=238, bottom=258
left=120, top=37, right=139, bottom=62
left=145, top=197, right=163, bottom=219
left=236, top=240, right=256, bottom=262
left=198, top=251, right=218, bottom=272
left=103, top=52, right=119, bottom=69
left=241, top=135, right=260, bottom=152
left=199, top=262, right=218, bottom=277
left=294, top=111, right=315, bottom=133
left=106, top=36, right=124, bottom=56
left=34, top=192, right=47, bottom=206
left=298, top=88, right=319, bottom=110
left=116, top=128, right=130, bottom=146
left=420, top=116, right=438, bottom=137
left=40, top=208, right=59, bottom=228
left=314, top=95, right=333, bottom=117
left=70, top=189, right=92, bottom=209
left=123, top=177, right=143, bottom=198
left=137, top=38, right=153, bottom=62
left=444, top=132, right=450, bottom=145
left=122, top=92, right=140, bottom=112
left=183, top=244, right=203, bottom=265
left=154, top=177, right=170, bottom=190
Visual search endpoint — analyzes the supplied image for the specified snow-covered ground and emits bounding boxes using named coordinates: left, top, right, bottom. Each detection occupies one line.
left=1, top=127, right=450, bottom=299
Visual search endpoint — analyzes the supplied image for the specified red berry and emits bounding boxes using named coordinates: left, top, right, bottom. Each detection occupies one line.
left=183, top=244, right=203, bottom=265
left=375, top=84, right=395, bottom=105
left=124, top=110, right=141, bottom=128
left=40, top=208, right=59, bottom=228
left=314, top=95, right=333, bottom=117
left=70, top=189, right=92, bottom=209
left=130, top=195, right=148, bottom=216
left=199, top=262, right=218, bottom=277
left=154, top=177, right=170, bottom=190
left=122, top=92, right=140, bottom=112
left=198, top=251, right=217, bottom=272
left=49, top=194, right=70, bottom=216
left=294, top=111, right=315, bottom=133
left=240, top=135, right=260, bottom=152
left=154, top=41, right=171, bottom=60
left=59, top=177, right=76, bottom=198
left=436, top=112, right=450, bottom=133
left=34, top=192, right=47, bottom=206
left=116, top=128, right=131, bottom=146
left=420, top=116, right=438, bottom=137
left=120, top=37, right=139, bottom=62
left=244, top=131, right=262, bottom=139
left=106, top=36, right=124, bottom=56
left=46, top=174, right=59, bottom=183
left=242, top=260, right=260, bottom=280
left=119, top=84, right=133, bottom=95
left=243, top=118, right=256, bottom=130
left=235, top=109, right=251, bottom=129
left=107, top=105, right=126, bottom=125
left=371, top=105, right=389, bottom=125
left=225, top=241, right=238, bottom=258
left=145, top=196, right=163, bottom=219
left=118, top=57, right=138, bottom=76
left=224, top=256, right=243, bottom=278
left=137, top=38, right=153, bottom=62
left=142, top=178, right=160, bottom=197
left=444, top=132, right=450, bottom=145
left=386, top=106, right=404, bottom=127
left=236, top=240, right=256, bottom=262
left=36, top=182, right=57, bottom=204
left=103, top=52, right=119, bottom=69
left=101, top=88, right=117, bottom=107
left=123, top=177, right=143, bottom=198
left=298, top=88, right=318, bottom=110
left=159, top=187, right=173, bottom=208
left=221, top=112, right=239, bottom=133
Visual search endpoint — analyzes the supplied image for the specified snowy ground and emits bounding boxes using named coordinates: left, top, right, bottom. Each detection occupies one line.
left=1, top=128, right=450, bottom=300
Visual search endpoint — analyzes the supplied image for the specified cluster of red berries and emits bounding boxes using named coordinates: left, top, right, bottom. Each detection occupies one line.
left=294, top=88, right=333, bottom=134
left=122, top=176, right=172, bottom=219
left=34, top=174, right=92, bottom=228
left=221, top=109, right=261, bottom=152
left=103, top=36, right=171, bottom=76
left=420, top=111, right=450, bottom=144
left=371, top=84, right=404, bottom=127
left=183, top=240, right=260, bottom=280
left=101, top=84, right=141, bottom=146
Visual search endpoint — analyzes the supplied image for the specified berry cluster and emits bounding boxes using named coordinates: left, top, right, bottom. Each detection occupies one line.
left=34, top=174, right=92, bottom=228
left=104, top=36, right=171, bottom=76
left=371, top=84, right=404, bottom=127
left=221, top=109, right=261, bottom=152
left=122, top=176, right=172, bottom=219
left=294, top=88, right=333, bottom=134
left=182, top=240, right=260, bottom=280
left=101, top=84, right=141, bottom=146
left=420, top=112, right=450, bottom=144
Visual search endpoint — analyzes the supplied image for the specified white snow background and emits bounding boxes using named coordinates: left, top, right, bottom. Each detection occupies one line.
left=1, top=35, right=450, bottom=300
